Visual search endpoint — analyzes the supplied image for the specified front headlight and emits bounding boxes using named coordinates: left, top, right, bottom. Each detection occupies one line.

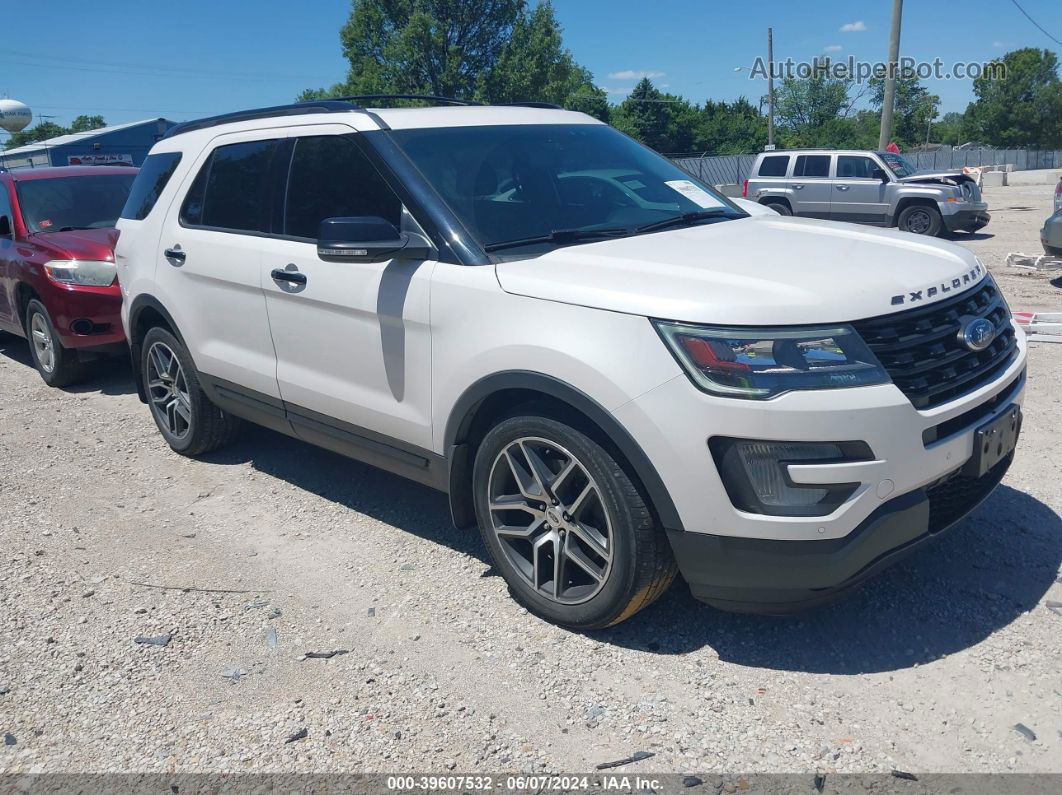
left=43, top=260, right=117, bottom=287
left=654, top=321, right=889, bottom=399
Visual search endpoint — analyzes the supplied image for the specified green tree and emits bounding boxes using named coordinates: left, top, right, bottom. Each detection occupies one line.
left=962, top=48, right=1062, bottom=147
left=4, top=121, right=71, bottom=150
left=475, top=2, right=606, bottom=119
left=774, top=67, right=858, bottom=137
left=692, top=98, right=768, bottom=154
left=610, top=78, right=696, bottom=152
left=69, top=115, right=106, bottom=133
left=870, top=71, right=939, bottom=149
left=933, top=111, right=965, bottom=146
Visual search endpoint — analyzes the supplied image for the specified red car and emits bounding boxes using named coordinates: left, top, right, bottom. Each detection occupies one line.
left=0, top=166, right=136, bottom=386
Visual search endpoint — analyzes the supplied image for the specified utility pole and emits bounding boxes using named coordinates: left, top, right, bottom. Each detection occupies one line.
left=767, top=27, right=775, bottom=150
left=878, top=0, right=903, bottom=151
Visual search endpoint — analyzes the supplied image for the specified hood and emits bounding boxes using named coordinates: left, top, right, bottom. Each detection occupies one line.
left=495, top=215, right=987, bottom=325
left=898, top=170, right=974, bottom=185
left=32, top=228, right=118, bottom=261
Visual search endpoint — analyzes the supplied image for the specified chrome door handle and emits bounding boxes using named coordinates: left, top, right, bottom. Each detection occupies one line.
left=164, top=247, right=185, bottom=264
left=836, top=185, right=850, bottom=191
left=792, top=184, right=804, bottom=190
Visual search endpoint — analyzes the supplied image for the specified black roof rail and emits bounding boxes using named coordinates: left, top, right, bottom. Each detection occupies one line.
left=162, top=100, right=361, bottom=139
left=330, top=94, right=480, bottom=107
left=497, top=101, right=563, bottom=109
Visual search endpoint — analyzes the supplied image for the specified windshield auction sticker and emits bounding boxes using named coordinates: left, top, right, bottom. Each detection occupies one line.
left=664, top=179, right=725, bottom=209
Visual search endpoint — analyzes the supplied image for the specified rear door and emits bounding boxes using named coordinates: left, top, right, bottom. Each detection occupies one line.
left=259, top=125, right=437, bottom=457
left=789, top=154, right=833, bottom=218
left=831, top=154, right=889, bottom=224
left=155, top=130, right=286, bottom=401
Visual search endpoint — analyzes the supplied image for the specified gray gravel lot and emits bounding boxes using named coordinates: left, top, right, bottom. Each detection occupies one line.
left=0, top=183, right=1060, bottom=776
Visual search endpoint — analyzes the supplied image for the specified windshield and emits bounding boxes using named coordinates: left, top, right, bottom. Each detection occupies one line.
left=879, top=152, right=917, bottom=178
left=16, top=174, right=135, bottom=233
left=389, top=124, right=743, bottom=255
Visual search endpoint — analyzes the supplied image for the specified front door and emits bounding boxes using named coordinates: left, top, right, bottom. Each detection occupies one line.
left=789, top=154, right=833, bottom=219
left=260, top=126, right=436, bottom=457
left=831, top=155, right=890, bottom=224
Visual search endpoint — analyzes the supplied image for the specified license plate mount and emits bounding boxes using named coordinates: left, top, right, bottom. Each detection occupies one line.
left=964, top=404, right=1021, bottom=478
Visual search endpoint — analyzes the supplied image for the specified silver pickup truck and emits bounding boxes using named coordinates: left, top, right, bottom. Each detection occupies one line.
left=744, top=149, right=990, bottom=237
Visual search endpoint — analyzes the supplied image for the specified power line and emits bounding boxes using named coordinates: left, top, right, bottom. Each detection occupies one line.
left=1010, top=0, right=1062, bottom=47
left=0, top=48, right=333, bottom=82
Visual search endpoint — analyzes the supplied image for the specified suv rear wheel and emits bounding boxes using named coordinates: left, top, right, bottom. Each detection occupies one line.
left=25, top=299, right=87, bottom=388
left=762, top=200, right=791, bottom=216
left=473, top=414, right=676, bottom=629
left=897, top=204, right=942, bottom=236
left=140, top=326, right=240, bottom=456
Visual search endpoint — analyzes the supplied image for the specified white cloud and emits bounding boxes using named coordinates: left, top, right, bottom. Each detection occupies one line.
left=607, top=69, right=665, bottom=80
left=840, top=21, right=867, bottom=32
left=992, top=40, right=1006, bottom=48
left=597, top=86, right=632, bottom=95
left=824, top=44, right=843, bottom=53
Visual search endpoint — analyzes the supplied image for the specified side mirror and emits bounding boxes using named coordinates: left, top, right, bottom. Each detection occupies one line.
left=316, top=216, right=432, bottom=263
left=872, top=168, right=889, bottom=182
left=0, top=215, right=11, bottom=237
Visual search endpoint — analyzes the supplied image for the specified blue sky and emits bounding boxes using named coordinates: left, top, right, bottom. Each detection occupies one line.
left=1, top=0, right=1059, bottom=139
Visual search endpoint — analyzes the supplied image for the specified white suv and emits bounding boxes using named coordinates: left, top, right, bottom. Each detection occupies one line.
left=116, top=98, right=1026, bottom=629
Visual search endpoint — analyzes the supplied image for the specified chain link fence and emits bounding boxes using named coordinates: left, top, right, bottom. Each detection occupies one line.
left=672, top=147, right=1062, bottom=187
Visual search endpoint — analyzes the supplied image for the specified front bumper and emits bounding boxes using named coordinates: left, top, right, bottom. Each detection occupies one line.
left=668, top=453, right=1013, bottom=612
left=942, top=207, right=990, bottom=232
left=45, top=282, right=125, bottom=349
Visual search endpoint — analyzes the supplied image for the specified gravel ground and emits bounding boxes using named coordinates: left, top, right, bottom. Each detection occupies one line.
left=1, top=184, right=1060, bottom=776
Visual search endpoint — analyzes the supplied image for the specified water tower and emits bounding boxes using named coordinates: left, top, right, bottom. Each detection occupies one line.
left=0, top=99, right=33, bottom=133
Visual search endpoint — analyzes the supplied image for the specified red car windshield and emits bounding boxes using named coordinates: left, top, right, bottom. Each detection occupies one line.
left=16, top=174, right=135, bottom=233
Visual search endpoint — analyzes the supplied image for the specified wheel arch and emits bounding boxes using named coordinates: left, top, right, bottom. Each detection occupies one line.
left=760, top=196, right=792, bottom=213
left=14, top=282, right=41, bottom=334
left=444, top=371, right=684, bottom=533
left=893, top=196, right=939, bottom=227
left=127, top=294, right=185, bottom=402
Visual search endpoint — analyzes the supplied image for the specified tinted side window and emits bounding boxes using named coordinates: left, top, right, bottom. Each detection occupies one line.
left=181, top=139, right=281, bottom=232
left=794, top=155, right=831, bottom=178
left=121, top=152, right=182, bottom=220
left=757, top=156, right=790, bottom=177
left=0, top=183, right=12, bottom=224
left=837, top=156, right=878, bottom=179
left=283, top=135, right=402, bottom=240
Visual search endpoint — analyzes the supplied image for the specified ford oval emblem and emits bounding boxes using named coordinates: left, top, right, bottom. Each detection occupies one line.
left=959, top=317, right=996, bottom=352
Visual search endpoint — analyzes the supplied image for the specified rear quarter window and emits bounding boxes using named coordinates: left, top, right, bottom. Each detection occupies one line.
left=757, top=156, right=790, bottom=177
left=121, top=152, right=182, bottom=220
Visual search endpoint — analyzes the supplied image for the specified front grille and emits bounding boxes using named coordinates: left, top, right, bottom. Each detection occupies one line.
left=851, top=280, right=1017, bottom=409
left=925, top=454, right=1011, bottom=533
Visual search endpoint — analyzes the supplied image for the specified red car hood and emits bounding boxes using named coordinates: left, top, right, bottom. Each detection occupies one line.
left=33, top=228, right=118, bottom=261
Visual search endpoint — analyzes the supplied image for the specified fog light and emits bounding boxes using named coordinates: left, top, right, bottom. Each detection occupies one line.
left=710, top=438, right=872, bottom=517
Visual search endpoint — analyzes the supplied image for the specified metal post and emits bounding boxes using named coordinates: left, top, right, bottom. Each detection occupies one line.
left=878, top=0, right=903, bottom=151
left=767, top=27, right=775, bottom=149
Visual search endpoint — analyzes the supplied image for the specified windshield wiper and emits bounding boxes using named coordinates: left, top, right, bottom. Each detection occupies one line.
left=484, top=226, right=631, bottom=253
left=634, top=209, right=733, bottom=235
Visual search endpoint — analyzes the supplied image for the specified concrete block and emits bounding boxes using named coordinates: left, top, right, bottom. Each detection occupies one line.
left=981, top=170, right=1007, bottom=187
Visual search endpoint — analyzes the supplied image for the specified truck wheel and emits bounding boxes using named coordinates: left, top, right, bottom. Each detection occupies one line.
left=763, top=200, right=791, bottom=216
left=898, top=205, right=943, bottom=236
left=1044, top=243, right=1061, bottom=257
left=140, top=326, right=240, bottom=456
left=473, top=414, right=677, bottom=630
left=24, top=299, right=87, bottom=388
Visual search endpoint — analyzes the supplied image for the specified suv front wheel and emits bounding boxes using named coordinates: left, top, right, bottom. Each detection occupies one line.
left=25, top=299, right=87, bottom=388
left=897, top=204, right=943, bottom=236
left=473, top=414, right=676, bottom=629
left=140, top=326, right=240, bottom=456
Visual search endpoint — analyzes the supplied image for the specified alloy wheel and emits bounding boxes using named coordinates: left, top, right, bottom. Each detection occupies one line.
left=146, top=342, right=192, bottom=440
left=30, top=312, right=56, bottom=373
left=487, top=437, right=614, bottom=604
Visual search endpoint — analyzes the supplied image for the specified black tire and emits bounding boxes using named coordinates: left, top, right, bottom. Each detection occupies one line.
left=140, top=326, right=239, bottom=456
left=897, top=204, right=943, bottom=236
left=473, top=414, right=677, bottom=630
left=24, top=299, right=88, bottom=388
left=762, top=200, right=791, bottom=216
left=1044, top=243, right=1062, bottom=257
